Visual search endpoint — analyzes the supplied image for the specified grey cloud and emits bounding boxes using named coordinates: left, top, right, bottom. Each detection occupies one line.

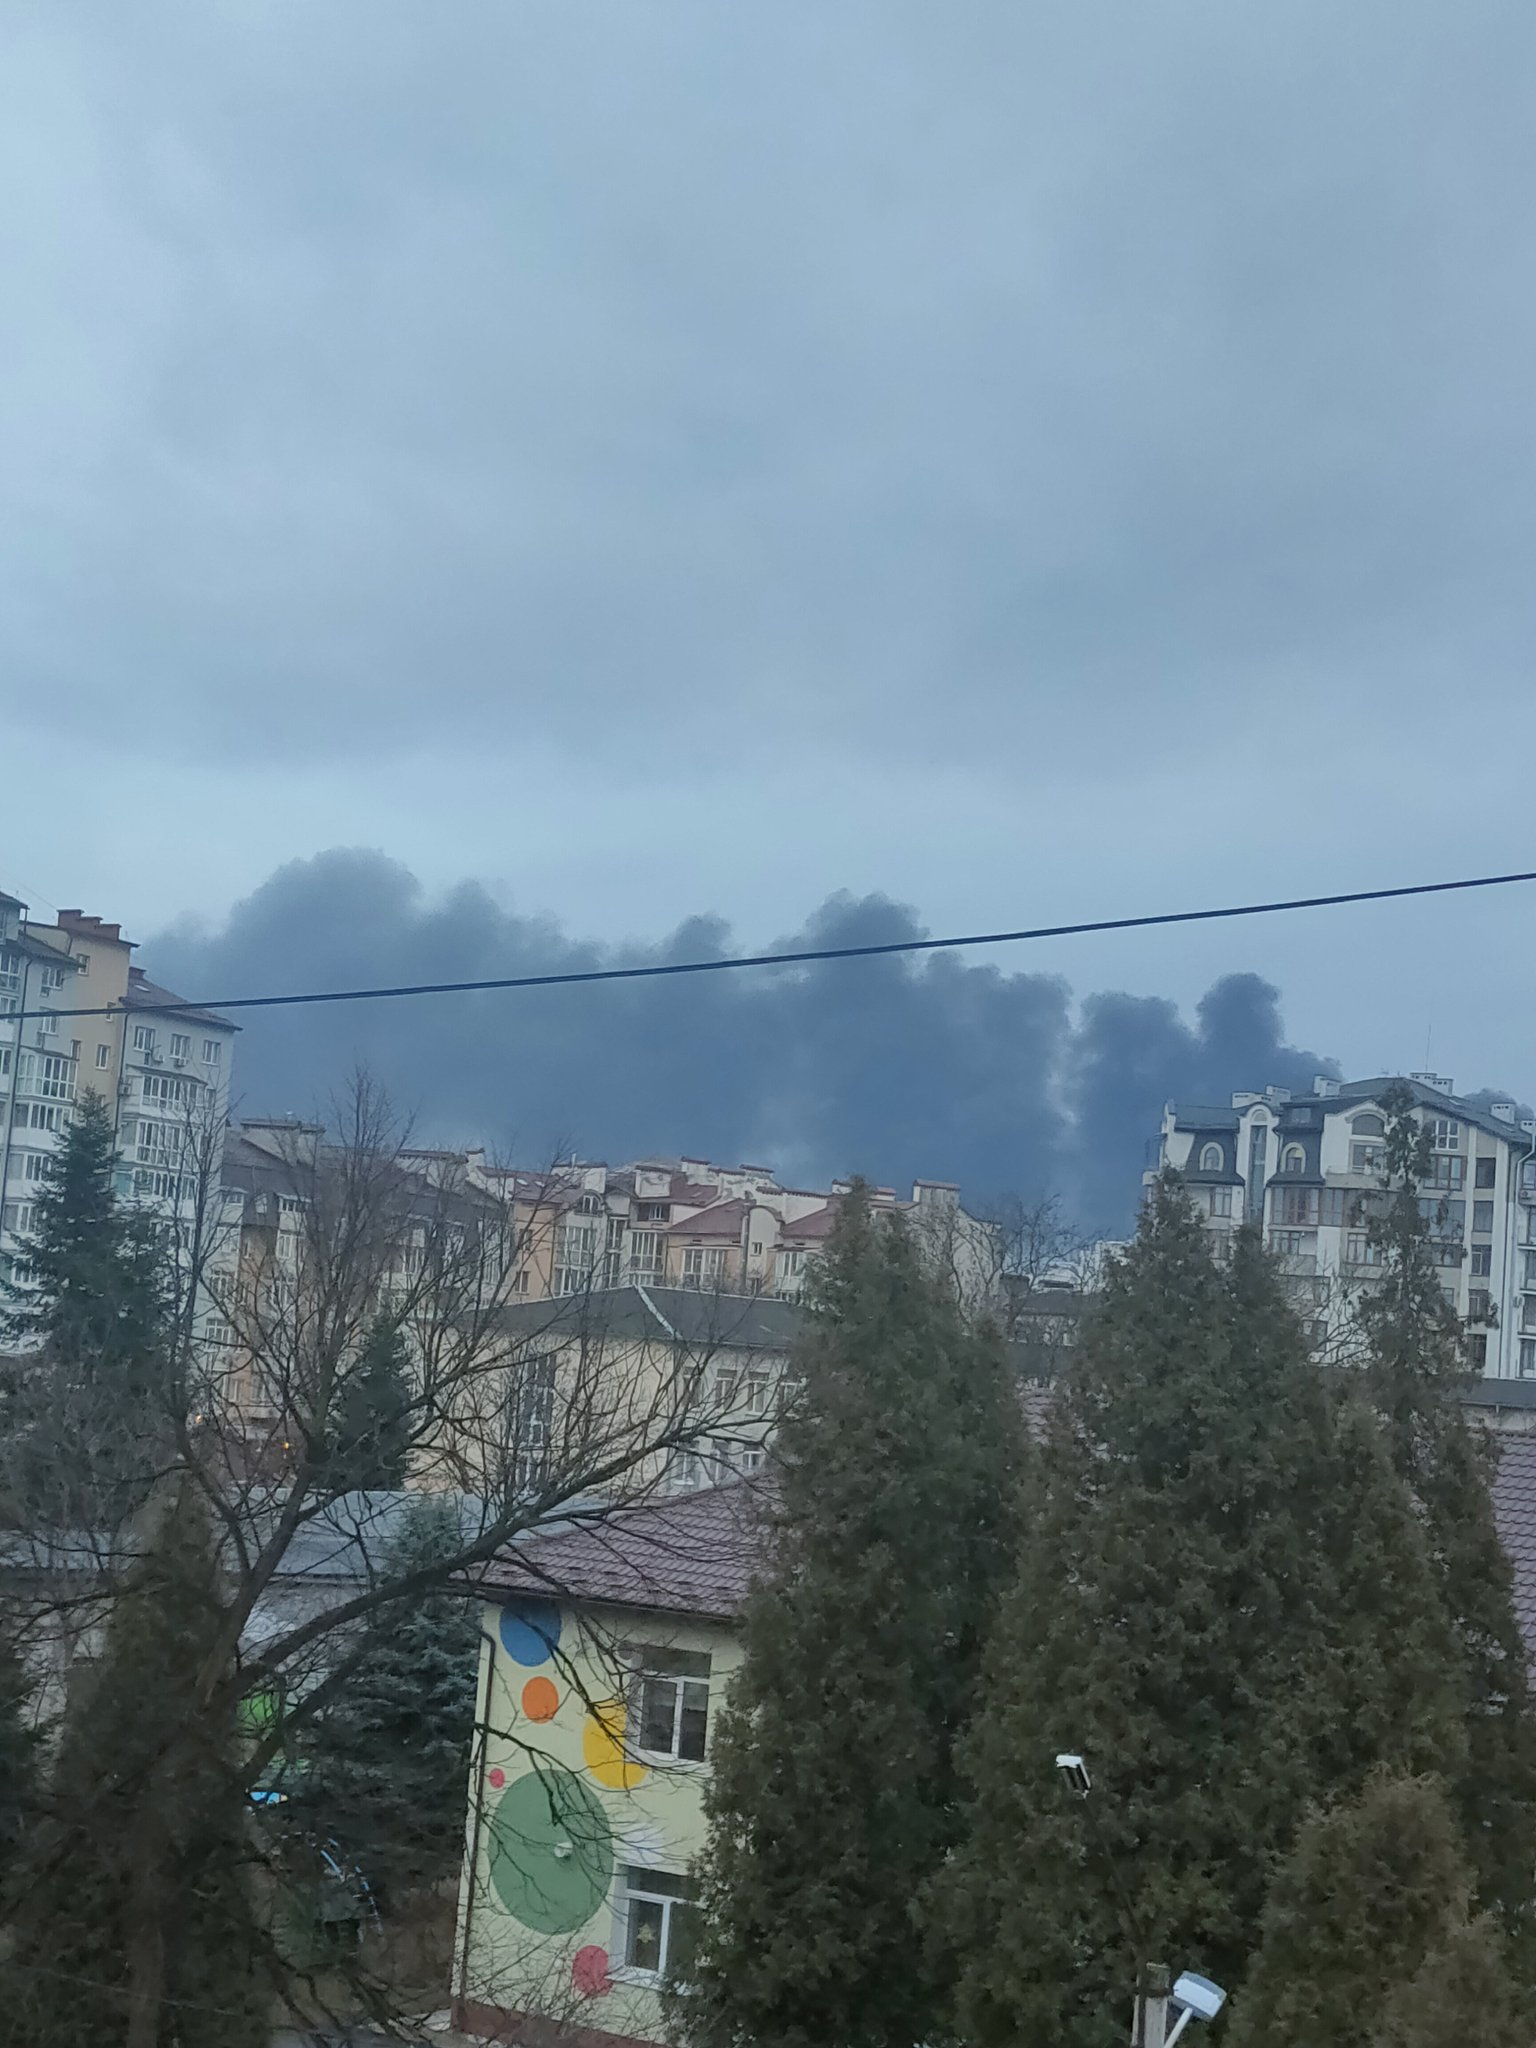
left=151, top=849, right=1342, bottom=1230
left=6, top=0, right=1536, bottom=802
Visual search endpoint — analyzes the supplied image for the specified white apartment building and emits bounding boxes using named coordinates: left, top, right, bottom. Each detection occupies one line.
left=1151, top=1073, right=1536, bottom=1378
left=0, top=894, right=237, bottom=1286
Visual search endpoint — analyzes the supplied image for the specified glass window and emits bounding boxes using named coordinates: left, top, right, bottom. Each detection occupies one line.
left=1281, top=1144, right=1306, bottom=1174
left=1351, top=1143, right=1385, bottom=1175
left=1471, top=1245, right=1493, bottom=1277
left=620, top=1867, right=701, bottom=1983
left=1473, top=1202, right=1495, bottom=1235
left=169, top=1033, right=190, bottom=1060
left=1198, top=1143, right=1223, bottom=1172
left=1476, top=1158, right=1497, bottom=1189
left=132, top=1024, right=154, bottom=1053
left=94, top=1044, right=110, bottom=1069
left=1430, top=1118, right=1462, bottom=1150
left=1272, top=1186, right=1319, bottom=1227
left=1350, top=1112, right=1385, bottom=1138
left=202, top=1038, right=222, bottom=1065
left=1522, top=1340, right=1536, bottom=1380
left=634, top=1655, right=711, bottom=1762
left=1424, top=1155, right=1466, bottom=1191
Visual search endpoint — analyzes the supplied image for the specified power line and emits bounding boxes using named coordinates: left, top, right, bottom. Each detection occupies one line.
left=15, top=865, right=1536, bottom=1024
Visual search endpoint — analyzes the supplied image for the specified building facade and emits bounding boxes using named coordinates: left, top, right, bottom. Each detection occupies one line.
left=1151, top=1073, right=1536, bottom=1376
left=0, top=896, right=237, bottom=1289
left=454, top=1484, right=757, bottom=2048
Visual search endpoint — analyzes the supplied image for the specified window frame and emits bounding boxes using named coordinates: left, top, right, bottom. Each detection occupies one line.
left=612, top=1865, right=701, bottom=1986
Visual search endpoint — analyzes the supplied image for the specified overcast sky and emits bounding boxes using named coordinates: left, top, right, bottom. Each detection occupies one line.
left=4, top=1, right=1536, bottom=1199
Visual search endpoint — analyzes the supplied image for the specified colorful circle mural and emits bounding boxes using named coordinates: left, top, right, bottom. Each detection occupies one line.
left=572, top=1944, right=612, bottom=1998
left=488, top=1766, right=613, bottom=1935
left=522, top=1676, right=560, bottom=1723
left=582, top=1696, right=649, bottom=1792
left=499, top=1600, right=561, bottom=1667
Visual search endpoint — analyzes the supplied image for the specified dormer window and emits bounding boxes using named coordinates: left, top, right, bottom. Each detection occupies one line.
left=1282, top=1144, right=1306, bottom=1174
left=1350, top=1112, right=1385, bottom=1138
left=1199, top=1143, right=1223, bottom=1172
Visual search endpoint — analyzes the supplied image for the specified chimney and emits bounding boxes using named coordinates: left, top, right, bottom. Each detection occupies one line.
left=1492, top=1103, right=1519, bottom=1124
left=1313, top=1075, right=1340, bottom=1098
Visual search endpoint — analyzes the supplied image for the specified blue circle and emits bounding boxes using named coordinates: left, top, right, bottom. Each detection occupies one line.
left=499, top=1600, right=561, bottom=1666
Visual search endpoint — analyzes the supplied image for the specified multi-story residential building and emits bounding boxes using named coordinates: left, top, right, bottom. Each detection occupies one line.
left=475, top=1155, right=999, bottom=1308
left=0, top=894, right=237, bottom=1286
left=1150, top=1073, right=1536, bottom=1376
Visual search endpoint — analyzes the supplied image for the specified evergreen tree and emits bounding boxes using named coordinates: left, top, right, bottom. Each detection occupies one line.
left=679, top=1186, right=1026, bottom=2048
left=1358, top=1084, right=1536, bottom=1942
left=292, top=1492, right=477, bottom=1906
left=0, top=1091, right=172, bottom=1524
left=4, top=1475, right=266, bottom=2047
left=1229, top=1773, right=1525, bottom=2048
left=310, top=1313, right=414, bottom=1492
left=941, top=1184, right=1461, bottom=2048
left=0, top=1610, right=40, bottom=1892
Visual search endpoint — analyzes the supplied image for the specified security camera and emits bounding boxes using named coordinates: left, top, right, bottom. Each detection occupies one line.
left=1055, top=1752, right=1092, bottom=1795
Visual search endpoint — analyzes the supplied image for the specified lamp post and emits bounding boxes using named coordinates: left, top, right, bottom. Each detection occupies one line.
left=1053, top=1754, right=1226, bottom=2048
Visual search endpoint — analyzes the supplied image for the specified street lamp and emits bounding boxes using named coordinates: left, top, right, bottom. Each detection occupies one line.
left=1053, top=1752, right=1227, bottom=2048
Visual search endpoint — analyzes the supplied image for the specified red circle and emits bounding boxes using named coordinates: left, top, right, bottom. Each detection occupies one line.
left=572, top=1945, right=611, bottom=1998
left=488, top=1767, right=506, bottom=1789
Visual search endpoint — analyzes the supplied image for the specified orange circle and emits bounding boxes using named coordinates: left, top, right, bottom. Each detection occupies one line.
left=521, top=1676, right=560, bottom=1722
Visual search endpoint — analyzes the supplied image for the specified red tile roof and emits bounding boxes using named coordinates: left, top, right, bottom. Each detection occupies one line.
left=474, top=1481, right=768, bottom=1622
left=781, top=1202, right=839, bottom=1241
left=667, top=1199, right=749, bottom=1240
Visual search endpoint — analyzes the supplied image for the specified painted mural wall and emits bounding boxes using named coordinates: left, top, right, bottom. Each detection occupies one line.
left=456, top=1595, right=738, bottom=2044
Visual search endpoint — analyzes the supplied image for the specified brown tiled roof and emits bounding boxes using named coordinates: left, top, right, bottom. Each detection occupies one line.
left=667, top=1199, right=749, bottom=1240
left=781, top=1202, right=839, bottom=1241
left=1494, top=1435, right=1536, bottom=1651
left=473, top=1481, right=768, bottom=1622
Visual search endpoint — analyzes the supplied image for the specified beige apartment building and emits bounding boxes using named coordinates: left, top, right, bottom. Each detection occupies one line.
left=0, top=895, right=237, bottom=1284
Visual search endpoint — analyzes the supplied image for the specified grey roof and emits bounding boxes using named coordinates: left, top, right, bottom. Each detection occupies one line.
left=1168, top=1105, right=1241, bottom=1131
left=496, top=1284, right=809, bottom=1353
left=123, top=971, right=236, bottom=1033
left=1290, top=1079, right=1528, bottom=1147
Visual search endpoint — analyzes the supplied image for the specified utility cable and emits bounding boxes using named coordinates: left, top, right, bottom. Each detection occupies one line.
left=15, top=865, right=1536, bottom=1023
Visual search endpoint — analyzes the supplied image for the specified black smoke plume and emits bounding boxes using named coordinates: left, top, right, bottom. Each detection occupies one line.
left=150, top=850, right=1339, bottom=1232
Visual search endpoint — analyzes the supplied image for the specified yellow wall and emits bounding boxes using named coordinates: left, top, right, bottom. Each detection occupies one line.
left=456, top=1594, right=738, bottom=2044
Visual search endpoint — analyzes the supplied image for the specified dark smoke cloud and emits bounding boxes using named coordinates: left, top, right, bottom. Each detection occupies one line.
left=150, top=850, right=1340, bottom=1232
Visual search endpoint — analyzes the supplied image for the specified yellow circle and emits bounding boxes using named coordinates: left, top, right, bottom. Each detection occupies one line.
left=582, top=1697, right=649, bottom=1791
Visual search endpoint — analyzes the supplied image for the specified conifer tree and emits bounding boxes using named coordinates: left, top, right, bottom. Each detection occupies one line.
left=0, top=1612, right=39, bottom=1891
left=0, top=1091, right=172, bottom=1523
left=292, top=1493, right=477, bottom=1905
left=1358, top=1084, right=1536, bottom=1941
left=941, top=1183, right=1461, bottom=2048
left=5, top=1475, right=266, bottom=2047
left=679, top=1185, right=1026, bottom=2048
left=1229, top=1773, right=1525, bottom=2048
left=310, top=1312, right=414, bottom=1492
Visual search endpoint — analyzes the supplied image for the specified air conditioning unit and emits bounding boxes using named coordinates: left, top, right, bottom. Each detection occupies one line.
left=172, top=1057, right=186, bottom=1069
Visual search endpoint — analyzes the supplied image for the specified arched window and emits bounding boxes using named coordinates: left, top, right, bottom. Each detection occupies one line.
left=1351, top=1112, right=1384, bottom=1138
left=1199, top=1143, right=1223, bottom=1172
left=1282, top=1143, right=1306, bottom=1174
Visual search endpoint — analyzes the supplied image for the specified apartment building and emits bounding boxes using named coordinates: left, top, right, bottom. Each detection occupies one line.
left=478, top=1155, right=997, bottom=1307
left=0, top=894, right=237, bottom=1283
left=1151, top=1073, right=1536, bottom=1376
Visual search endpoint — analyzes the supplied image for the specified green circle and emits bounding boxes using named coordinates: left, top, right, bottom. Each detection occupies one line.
left=488, top=1767, right=614, bottom=1934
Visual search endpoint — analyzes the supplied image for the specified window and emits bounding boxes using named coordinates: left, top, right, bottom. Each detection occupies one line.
left=1476, top=1157, right=1497, bottom=1189
left=1525, top=1249, right=1536, bottom=1291
left=630, top=1646, right=711, bottom=1761
left=20, top=1103, right=61, bottom=1131
left=1468, top=1289, right=1492, bottom=1323
left=1473, top=1202, right=1495, bottom=1235
left=136, top=1120, right=178, bottom=1166
left=141, top=1072, right=194, bottom=1106
left=36, top=1054, right=73, bottom=1101
left=18, top=1152, right=48, bottom=1183
left=1, top=1203, right=35, bottom=1236
left=1321, top=1187, right=1373, bottom=1229
left=202, top=1038, right=222, bottom=1064
left=132, top=1169, right=181, bottom=1200
left=169, top=1033, right=190, bottom=1061
left=635, top=1200, right=671, bottom=1224
left=1471, top=1245, right=1493, bottom=1277
left=1268, top=1231, right=1316, bottom=1260
left=554, top=1221, right=598, bottom=1294
left=1204, top=1186, right=1233, bottom=1219
left=1351, top=1143, right=1385, bottom=1175
left=94, top=1044, right=110, bottom=1069
left=682, top=1247, right=728, bottom=1288
left=1198, top=1143, right=1223, bottom=1172
left=75, top=953, right=89, bottom=978
left=1523, top=1341, right=1536, bottom=1380
left=39, top=965, right=66, bottom=994
left=716, top=1364, right=771, bottom=1420
left=617, top=1866, right=700, bottom=1984
left=132, top=1025, right=154, bottom=1053
left=1272, top=1186, right=1319, bottom=1227
left=1467, top=1334, right=1489, bottom=1371
left=1246, top=1124, right=1268, bottom=1220
left=1281, top=1144, right=1306, bottom=1174
left=513, top=1355, right=557, bottom=1492
left=36, top=1011, right=57, bottom=1037
left=1350, top=1112, right=1385, bottom=1138
left=1419, top=1197, right=1465, bottom=1232
left=628, top=1231, right=666, bottom=1276
left=1523, top=1299, right=1536, bottom=1335
left=0, top=949, right=20, bottom=995
left=1430, top=1118, right=1462, bottom=1150
left=575, top=1192, right=606, bottom=1216
left=1346, top=1233, right=1385, bottom=1268
left=1424, top=1155, right=1466, bottom=1191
